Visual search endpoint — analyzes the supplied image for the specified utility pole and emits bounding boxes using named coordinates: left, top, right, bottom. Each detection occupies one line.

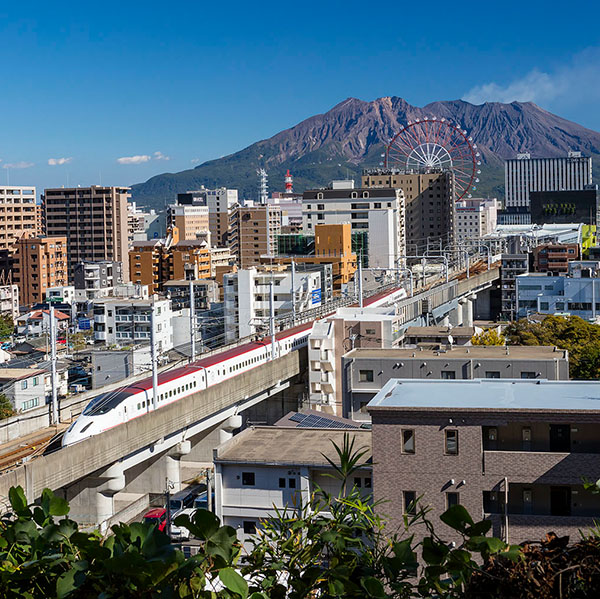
left=291, top=259, right=296, bottom=323
left=358, top=254, right=363, bottom=309
left=269, top=280, right=276, bottom=360
left=165, top=477, right=174, bottom=538
left=150, top=297, right=158, bottom=410
left=49, top=304, right=58, bottom=426
left=189, top=279, right=196, bottom=362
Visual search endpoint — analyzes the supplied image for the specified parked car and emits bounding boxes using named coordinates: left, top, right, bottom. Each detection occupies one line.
left=142, top=508, right=167, bottom=533
left=170, top=508, right=195, bottom=540
left=194, top=490, right=215, bottom=512
left=169, top=487, right=197, bottom=519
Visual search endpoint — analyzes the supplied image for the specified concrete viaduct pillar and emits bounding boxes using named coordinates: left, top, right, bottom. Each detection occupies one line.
left=166, top=440, right=191, bottom=493
left=464, top=294, right=476, bottom=328
left=219, top=415, right=243, bottom=445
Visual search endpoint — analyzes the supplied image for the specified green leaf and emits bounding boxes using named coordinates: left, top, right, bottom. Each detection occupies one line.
left=187, top=508, right=221, bottom=540
left=361, top=576, right=386, bottom=597
left=465, top=519, right=492, bottom=537
left=440, top=504, right=474, bottom=532
left=422, top=536, right=449, bottom=565
left=56, top=568, right=85, bottom=598
left=219, top=567, right=248, bottom=598
left=49, top=495, right=70, bottom=516
left=9, top=486, right=28, bottom=515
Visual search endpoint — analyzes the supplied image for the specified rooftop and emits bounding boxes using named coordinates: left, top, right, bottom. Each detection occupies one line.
left=345, top=345, right=567, bottom=360
left=404, top=326, right=475, bottom=338
left=0, top=368, right=47, bottom=381
left=367, top=379, right=600, bottom=413
left=215, top=426, right=371, bottom=466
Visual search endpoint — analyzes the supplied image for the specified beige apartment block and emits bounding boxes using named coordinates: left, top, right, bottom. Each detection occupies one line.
left=229, top=205, right=281, bottom=268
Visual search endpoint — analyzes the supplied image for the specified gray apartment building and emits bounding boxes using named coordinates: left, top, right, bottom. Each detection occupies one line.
left=343, top=346, right=569, bottom=420
left=368, top=378, right=600, bottom=545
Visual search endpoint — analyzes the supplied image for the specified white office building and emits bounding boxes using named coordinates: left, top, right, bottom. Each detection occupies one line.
left=455, top=198, right=499, bottom=242
left=302, top=181, right=405, bottom=270
left=505, top=152, right=592, bottom=209
left=92, top=296, right=173, bottom=351
left=224, top=266, right=325, bottom=342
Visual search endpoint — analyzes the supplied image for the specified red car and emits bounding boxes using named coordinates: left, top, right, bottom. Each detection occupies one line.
left=143, top=508, right=167, bottom=532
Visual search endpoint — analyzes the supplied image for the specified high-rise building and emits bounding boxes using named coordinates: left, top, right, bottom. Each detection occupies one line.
left=361, top=169, right=455, bottom=253
left=455, top=198, right=499, bottom=242
left=42, top=186, right=131, bottom=281
left=530, top=187, right=600, bottom=225
left=302, top=180, right=405, bottom=269
left=0, top=186, right=39, bottom=274
left=504, top=152, right=593, bottom=209
left=228, top=205, right=281, bottom=268
left=13, top=234, right=68, bottom=305
left=167, top=203, right=210, bottom=241
left=176, top=187, right=238, bottom=247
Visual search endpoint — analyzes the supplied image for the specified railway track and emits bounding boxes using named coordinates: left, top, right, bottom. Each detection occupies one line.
left=0, top=432, right=58, bottom=472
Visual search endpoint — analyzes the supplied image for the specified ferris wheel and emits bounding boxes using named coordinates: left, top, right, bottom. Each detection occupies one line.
left=384, top=117, right=481, bottom=200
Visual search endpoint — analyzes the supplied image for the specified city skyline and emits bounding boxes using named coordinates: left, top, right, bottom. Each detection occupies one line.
left=1, top=1, right=599, bottom=193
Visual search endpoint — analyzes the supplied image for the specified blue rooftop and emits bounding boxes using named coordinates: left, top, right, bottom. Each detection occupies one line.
left=367, top=379, right=600, bottom=412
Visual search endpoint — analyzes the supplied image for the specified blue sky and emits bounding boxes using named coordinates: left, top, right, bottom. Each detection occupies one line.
left=1, top=1, right=599, bottom=194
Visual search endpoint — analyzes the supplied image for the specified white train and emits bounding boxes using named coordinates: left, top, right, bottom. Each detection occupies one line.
left=62, top=285, right=407, bottom=447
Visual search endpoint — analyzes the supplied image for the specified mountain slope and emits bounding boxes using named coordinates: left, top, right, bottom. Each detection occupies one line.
left=132, top=97, right=600, bottom=208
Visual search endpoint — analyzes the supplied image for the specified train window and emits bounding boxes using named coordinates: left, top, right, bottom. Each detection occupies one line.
left=124, top=406, right=127, bottom=413
left=137, top=403, right=141, bottom=410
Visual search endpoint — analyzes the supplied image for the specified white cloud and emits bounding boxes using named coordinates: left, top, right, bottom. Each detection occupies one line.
left=48, top=157, right=72, bottom=166
left=117, top=155, right=152, bottom=165
left=463, top=47, right=600, bottom=108
left=3, top=161, right=34, bottom=169
left=190, top=158, right=201, bottom=164
left=153, top=151, right=170, bottom=161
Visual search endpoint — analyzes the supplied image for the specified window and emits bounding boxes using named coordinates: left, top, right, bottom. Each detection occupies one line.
left=354, top=477, right=362, bottom=488
left=287, top=478, right=297, bottom=489
left=365, top=328, right=375, bottom=335
left=445, top=430, right=458, bottom=455
left=485, top=371, right=500, bottom=378
left=446, top=492, right=459, bottom=509
left=520, top=372, right=536, bottom=379
left=241, top=472, right=255, bottom=486
left=364, top=477, right=372, bottom=488
left=32, top=377, right=39, bottom=386
left=21, top=380, right=27, bottom=390
left=317, top=204, right=324, bottom=211
left=359, top=369, right=374, bottom=382
left=540, top=302, right=549, bottom=310
left=403, top=491, right=416, bottom=515
left=243, top=521, right=256, bottom=534
left=278, top=478, right=286, bottom=488
left=441, top=371, right=456, bottom=380
left=402, top=429, right=415, bottom=454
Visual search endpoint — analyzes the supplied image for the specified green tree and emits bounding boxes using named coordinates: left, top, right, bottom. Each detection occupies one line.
left=471, top=328, right=505, bottom=346
left=0, top=393, right=14, bottom=420
left=505, top=315, right=600, bottom=379
left=0, top=313, right=13, bottom=341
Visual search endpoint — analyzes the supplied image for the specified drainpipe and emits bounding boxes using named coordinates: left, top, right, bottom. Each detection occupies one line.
left=504, top=476, right=509, bottom=543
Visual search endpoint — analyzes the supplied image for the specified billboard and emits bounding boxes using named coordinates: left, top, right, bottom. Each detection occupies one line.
left=311, top=289, right=322, bottom=305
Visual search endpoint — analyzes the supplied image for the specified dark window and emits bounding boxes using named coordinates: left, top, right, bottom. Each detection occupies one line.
left=520, top=372, right=536, bottom=379
left=354, top=477, right=362, bottom=488
left=364, top=478, right=372, bottom=488
left=549, top=424, right=571, bottom=452
left=441, top=371, right=456, bottom=379
left=278, top=478, right=286, bottom=488
left=403, top=491, right=416, bottom=515
left=445, top=430, right=458, bottom=455
left=402, top=429, right=415, bottom=454
left=243, top=520, right=257, bottom=534
left=241, top=472, right=255, bottom=486
left=485, top=371, right=500, bottom=378
left=288, top=478, right=296, bottom=489
left=446, top=492, right=459, bottom=509
left=359, top=369, right=374, bottom=382
left=550, top=486, right=571, bottom=516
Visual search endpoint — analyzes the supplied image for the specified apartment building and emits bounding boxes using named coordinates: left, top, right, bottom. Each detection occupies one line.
left=129, top=228, right=211, bottom=294
left=163, top=279, right=219, bottom=312
left=532, top=243, right=579, bottom=274
left=302, top=181, right=405, bottom=269
left=214, top=426, right=372, bottom=546
left=0, top=284, right=19, bottom=320
left=344, top=345, right=569, bottom=421
left=228, top=205, right=281, bottom=269
left=361, top=169, right=454, bottom=252
left=368, top=379, right=600, bottom=544
left=455, top=198, right=499, bottom=242
left=501, top=253, right=529, bottom=320
left=224, top=265, right=326, bottom=342
left=42, top=186, right=130, bottom=281
left=92, top=296, right=172, bottom=350
left=73, top=261, right=123, bottom=299
left=268, top=224, right=357, bottom=292
left=0, top=368, right=47, bottom=412
left=127, top=202, right=148, bottom=244
left=0, top=186, right=38, bottom=274
left=168, top=203, right=210, bottom=241
left=505, top=152, right=592, bottom=209
left=516, top=262, right=600, bottom=321
left=13, top=235, right=67, bottom=305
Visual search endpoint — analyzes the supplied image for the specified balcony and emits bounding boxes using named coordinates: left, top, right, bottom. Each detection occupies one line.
left=484, top=450, right=600, bottom=484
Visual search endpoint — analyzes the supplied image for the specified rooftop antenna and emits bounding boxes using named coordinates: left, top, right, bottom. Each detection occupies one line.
left=257, top=168, right=268, bottom=204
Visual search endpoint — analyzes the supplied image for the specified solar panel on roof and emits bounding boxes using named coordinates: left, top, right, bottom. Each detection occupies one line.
left=288, top=412, right=359, bottom=429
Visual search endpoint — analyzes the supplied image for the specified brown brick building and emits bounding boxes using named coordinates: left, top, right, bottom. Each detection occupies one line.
left=229, top=205, right=281, bottom=268
left=42, top=186, right=130, bottom=281
left=13, top=234, right=67, bottom=305
left=368, top=379, right=600, bottom=544
left=532, top=243, right=579, bottom=274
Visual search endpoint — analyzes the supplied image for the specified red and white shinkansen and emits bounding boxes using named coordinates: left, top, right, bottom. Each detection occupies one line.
left=62, top=286, right=407, bottom=446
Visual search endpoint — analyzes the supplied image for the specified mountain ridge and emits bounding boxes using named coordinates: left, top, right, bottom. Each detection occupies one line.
left=131, top=96, right=600, bottom=208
